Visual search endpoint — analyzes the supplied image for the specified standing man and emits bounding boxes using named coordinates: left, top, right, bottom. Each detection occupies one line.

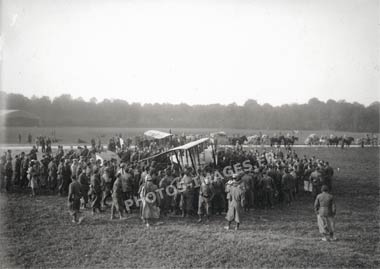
left=90, top=167, right=102, bottom=215
left=110, top=173, right=126, bottom=220
left=261, top=170, right=276, bottom=209
left=179, top=169, right=194, bottom=218
left=224, top=174, right=245, bottom=230
left=314, top=185, right=336, bottom=241
left=324, top=162, right=334, bottom=191
left=20, top=153, right=29, bottom=188
left=159, top=169, right=173, bottom=216
left=310, top=167, right=322, bottom=199
left=5, top=158, right=13, bottom=192
left=68, top=176, right=83, bottom=224
left=197, top=172, right=215, bottom=223
left=241, top=170, right=253, bottom=211
left=281, top=168, right=293, bottom=206
left=47, top=158, right=58, bottom=192
left=78, top=167, right=90, bottom=209
left=14, top=155, right=22, bottom=186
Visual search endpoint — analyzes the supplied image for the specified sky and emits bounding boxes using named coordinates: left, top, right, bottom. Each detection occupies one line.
left=0, top=0, right=379, bottom=106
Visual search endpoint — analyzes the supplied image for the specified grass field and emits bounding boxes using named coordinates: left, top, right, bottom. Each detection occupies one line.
left=1, top=126, right=378, bottom=145
left=0, top=147, right=379, bottom=268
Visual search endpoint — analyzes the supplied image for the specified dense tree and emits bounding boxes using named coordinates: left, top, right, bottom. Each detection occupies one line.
left=0, top=91, right=378, bottom=132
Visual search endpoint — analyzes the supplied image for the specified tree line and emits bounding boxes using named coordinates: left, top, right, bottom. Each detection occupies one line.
left=0, top=91, right=379, bottom=132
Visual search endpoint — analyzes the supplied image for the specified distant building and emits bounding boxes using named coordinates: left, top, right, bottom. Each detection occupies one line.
left=0, top=109, right=41, bottom=126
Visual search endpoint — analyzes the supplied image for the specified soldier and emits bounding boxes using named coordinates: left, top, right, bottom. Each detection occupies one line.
left=310, top=167, right=322, bottom=199
left=61, top=159, right=72, bottom=196
left=90, top=167, right=103, bottom=214
left=20, top=153, right=29, bottom=188
left=179, top=169, right=195, bottom=217
left=70, top=159, right=80, bottom=179
left=68, top=176, right=83, bottom=224
left=281, top=168, right=293, bottom=206
left=4, top=158, right=13, bottom=192
left=140, top=174, right=160, bottom=228
left=14, top=155, right=21, bottom=186
left=211, top=171, right=226, bottom=215
left=57, top=158, right=65, bottom=195
left=159, top=169, right=173, bottom=216
left=261, top=170, right=276, bottom=209
left=314, top=185, right=336, bottom=241
left=28, top=160, right=39, bottom=197
left=29, top=146, right=37, bottom=160
left=324, top=162, right=334, bottom=191
left=101, top=161, right=113, bottom=207
left=78, top=167, right=90, bottom=208
left=224, top=174, right=245, bottom=230
left=241, top=170, right=253, bottom=211
left=47, top=158, right=58, bottom=191
left=197, top=171, right=215, bottom=223
left=110, top=173, right=126, bottom=220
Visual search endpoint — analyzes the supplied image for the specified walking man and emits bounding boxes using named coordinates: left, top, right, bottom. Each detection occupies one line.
left=314, top=185, right=336, bottom=241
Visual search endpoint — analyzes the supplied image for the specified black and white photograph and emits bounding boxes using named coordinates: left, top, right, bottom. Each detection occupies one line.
left=0, top=0, right=379, bottom=268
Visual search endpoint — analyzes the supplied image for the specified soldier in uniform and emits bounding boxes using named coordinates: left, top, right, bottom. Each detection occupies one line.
left=324, top=162, right=334, bottom=191
left=310, top=166, right=322, bottom=199
left=261, top=170, right=276, bottom=209
left=281, top=168, right=293, bottom=206
left=140, top=174, right=160, bottom=228
left=90, top=167, right=103, bottom=214
left=5, top=158, right=13, bottom=192
left=179, top=169, right=195, bottom=217
left=224, top=174, right=245, bottom=230
left=61, top=159, right=72, bottom=196
left=159, top=169, right=173, bottom=216
left=211, top=171, right=226, bottom=215
left=314, top=185, right=336, bottom=241
left=57, top=158, right=65, bottom=195
left=197, top=171, right=215, bottom=223
left=47, top=157, right=58, bottom=191
left=110, top=173, right=126, bottom=220
left=101, top=161, right=113, bottom=207
left=68, top=176, right=83, bottom=224
left=78, top=167, right=90, bottom=208
left=20, top=153, right=29, bottom=188
left=14, top=155, right=21, bottom=186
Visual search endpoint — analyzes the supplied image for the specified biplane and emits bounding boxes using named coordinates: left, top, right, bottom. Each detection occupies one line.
left=138, top=137, right=217, bottom=174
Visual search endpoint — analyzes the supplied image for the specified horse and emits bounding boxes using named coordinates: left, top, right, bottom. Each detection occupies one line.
left=283, top=136, right=298, bottom=148
left=327, top=135, right=341, bottom=147
left=230, top=135, right=248, bottom=146
left=270, top=135, right=285, bottom=147
left=341, top=136, right=355, bottom=148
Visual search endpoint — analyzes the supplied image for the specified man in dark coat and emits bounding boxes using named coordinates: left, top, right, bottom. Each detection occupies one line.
left=281, top=168, right=293, bottom=206
left=90, top=167, right=103, bottom=214
left=261, top=170, right=276, bottom=209
left=68, top=176, right=83, bottom=224
left=14, top=155, right=22, bottom=186
left=314, top=185, right=336, bottom=241
left=78, top=168, right=90, bottom=208
left=224, top=174, right=245, bottom=230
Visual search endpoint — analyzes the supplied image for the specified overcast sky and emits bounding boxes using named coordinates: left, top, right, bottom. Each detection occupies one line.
left=0, top=0, right=379, bottom=106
